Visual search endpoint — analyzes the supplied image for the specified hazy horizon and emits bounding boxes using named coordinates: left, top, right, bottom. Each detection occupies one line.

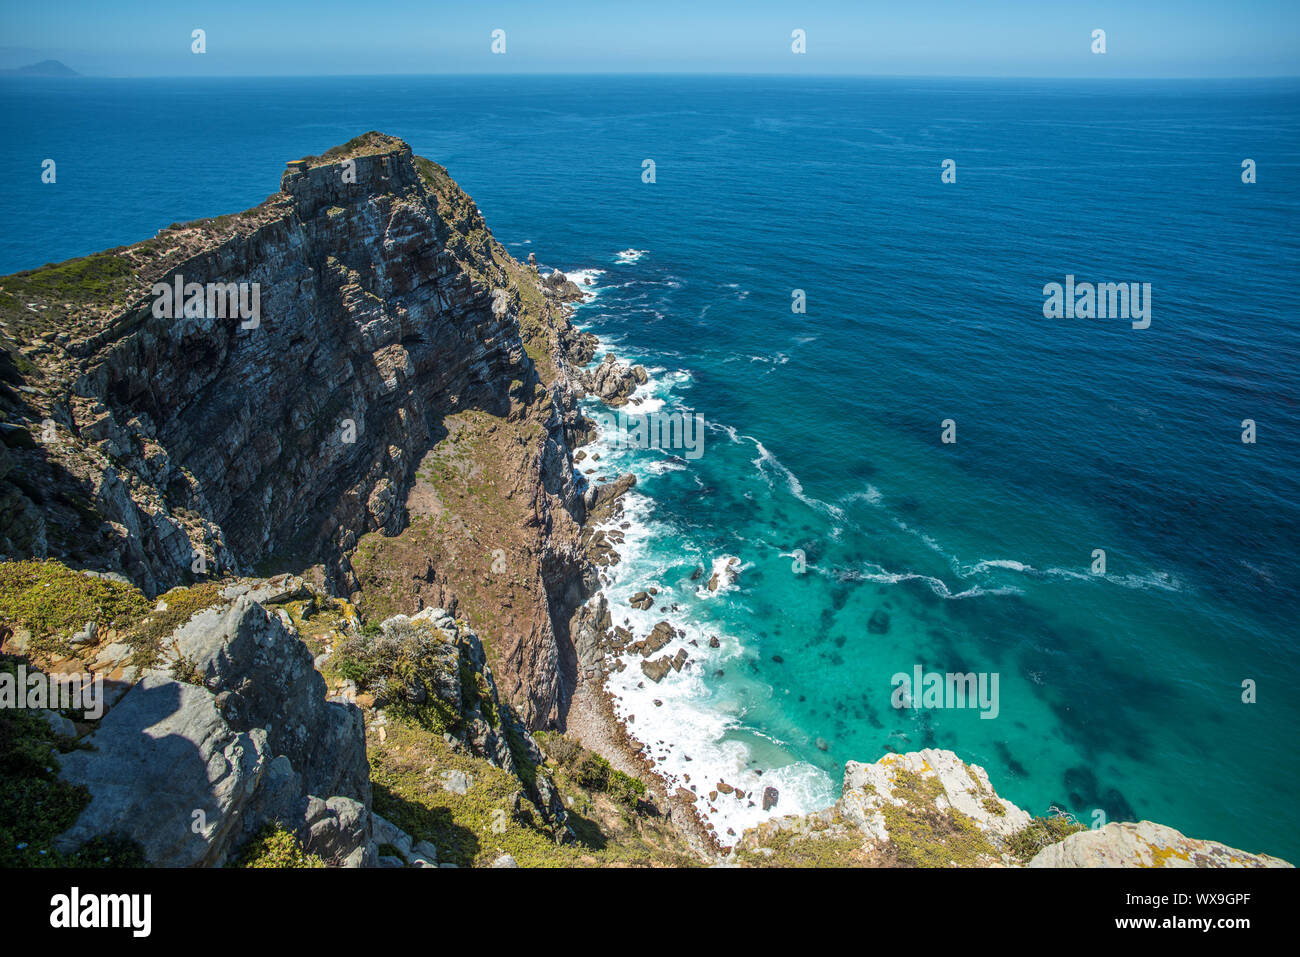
left=2, top=0, right=1297, bottom=79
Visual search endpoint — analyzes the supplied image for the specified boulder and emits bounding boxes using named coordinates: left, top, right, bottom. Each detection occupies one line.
left=1027, top=821, right=1293, bottom=868
left=55, top=595, right=372, bottom=867
left=641, top=656, right=674, bottom=683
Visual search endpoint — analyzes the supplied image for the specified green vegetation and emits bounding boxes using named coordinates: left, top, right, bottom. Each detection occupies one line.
left=0, top=252, right=138, bottom=339
left=336, top=617, right=462, bottom=735
left=568, top=751, right=646, bottom=810
left=126, top=581, right=223, bottom=670
left=0, top=559, right=223, bottom=667
left=0, top=559, right=148, bottom=658
left=881, top=801, right=998, bottom=868
left=234, top=824, right=325, bottom=868
left=875, top=767, right=1001, bottom=867
left=303, top=131, right=405, bottom=168
left=370, top=718, right=695, bottom=869
left=1007, top=813, right=1088, bottom=863
left=733, top=817, right=868, bottom=868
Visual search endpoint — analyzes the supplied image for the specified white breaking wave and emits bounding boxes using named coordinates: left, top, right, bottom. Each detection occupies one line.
left=696, top=555, right=743, bottom=599
left=562, top=267, right=606, bottom=294
left=615, top=248, right=648, bottom=264
left=578, top=387, right=835, bottom=845
left=749, top=439, right=846, bottom=523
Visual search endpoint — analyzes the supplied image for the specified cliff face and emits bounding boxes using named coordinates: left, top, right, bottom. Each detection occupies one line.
left=0, top=132, right=597, bottom=729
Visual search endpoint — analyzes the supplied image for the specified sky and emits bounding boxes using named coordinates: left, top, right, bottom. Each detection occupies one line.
left=0, top=0, right=1297, bottom=78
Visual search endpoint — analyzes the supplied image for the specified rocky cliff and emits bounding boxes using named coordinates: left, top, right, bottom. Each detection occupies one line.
left=0, top=131, right=600, bottom=730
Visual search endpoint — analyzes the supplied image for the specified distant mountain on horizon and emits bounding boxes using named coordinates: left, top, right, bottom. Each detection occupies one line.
left=0, top=59, right=79, bottom=77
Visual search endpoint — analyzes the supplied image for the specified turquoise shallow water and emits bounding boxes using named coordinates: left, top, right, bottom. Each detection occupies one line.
left=2, top=75, right=1298, bottom=856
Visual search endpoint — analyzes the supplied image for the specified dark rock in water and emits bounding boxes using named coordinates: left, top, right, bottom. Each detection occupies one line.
left=690, top=566, right=704, bottom=581
left=868, top=609, right=891, bottom=634
left=630, top=620, right=678, bottom=657
left=771, top=654, right=784, bottom=664
left=708, top=635, right=720, bottom=648
left=815, top=737, right=829, bottom=752
left=762, top=786, right=780, bottom=811
left=578, top=353, right=645, bottom=407
left=641, top=656, right=673, bottom=683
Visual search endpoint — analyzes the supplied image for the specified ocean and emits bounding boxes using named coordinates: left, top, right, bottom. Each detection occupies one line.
left=2, top=74, right=1298, bottom=857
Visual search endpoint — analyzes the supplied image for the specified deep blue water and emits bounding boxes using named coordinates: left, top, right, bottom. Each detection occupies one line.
left=2, top=75, right=1298, bottom=857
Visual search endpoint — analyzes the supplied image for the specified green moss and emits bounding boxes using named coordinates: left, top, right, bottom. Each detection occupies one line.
left=234, top=824, right=325, bottom=868
left=982, top=797, right=1006, bottom=817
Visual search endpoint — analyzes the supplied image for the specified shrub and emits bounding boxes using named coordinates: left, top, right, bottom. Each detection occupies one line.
left=1007, top=813, right=1087, bottom=863
left=339, top=618, right=461, bottom=733
left=234, top=824, right=324, bottom=868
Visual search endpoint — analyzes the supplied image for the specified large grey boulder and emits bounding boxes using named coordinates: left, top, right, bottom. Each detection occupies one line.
left=55, top=594, right=373, bottom=867
left=1028, top=821, right=1293, bottom=868
left=174, top=594, right=370, bottom=806
left=55, top=674, right=270, bottom=866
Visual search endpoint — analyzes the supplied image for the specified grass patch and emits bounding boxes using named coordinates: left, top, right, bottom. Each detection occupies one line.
left=126, top=581, right=223, bottom=670
left=0, top=559, right=148, bottom=658
left=234, top=823, right=325, bottom=868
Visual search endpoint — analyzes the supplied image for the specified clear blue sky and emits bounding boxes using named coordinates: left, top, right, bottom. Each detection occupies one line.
left=2, top=0, right=1297, bottom=78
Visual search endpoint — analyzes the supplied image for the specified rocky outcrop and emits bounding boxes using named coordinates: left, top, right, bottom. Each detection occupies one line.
left=733, top=749, right=1292, bottom=868
left=54, top=588, right=372, bottom=867
left=338, top=605, right=571, bottom=842
left=1028, top=820, right=1292, bottom=868
left=0, top=133, right=578, bottom=596
left=577, top=354, right=647, bottom=407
